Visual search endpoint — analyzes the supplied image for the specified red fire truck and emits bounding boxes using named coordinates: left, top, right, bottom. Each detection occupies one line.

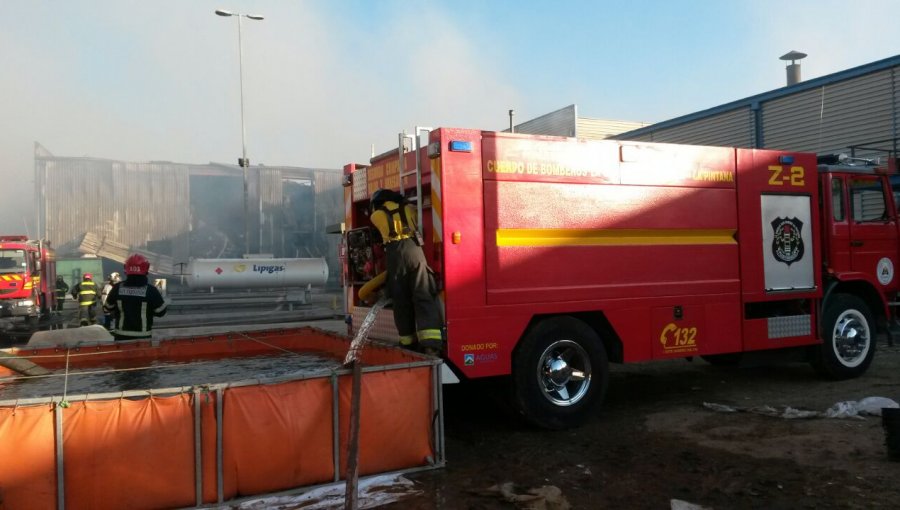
left=0, top=236, right=57, bottom=326
left=342, top=129, right=897, bottom=429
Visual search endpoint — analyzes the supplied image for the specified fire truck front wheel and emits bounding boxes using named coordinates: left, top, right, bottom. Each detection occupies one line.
left=813, top=293, right=875, bottom=379
left=512, top=316, right=609, bottom=430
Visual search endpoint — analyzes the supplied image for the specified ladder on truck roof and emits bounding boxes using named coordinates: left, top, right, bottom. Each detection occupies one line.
left=397, top=127, right=432, bottom=236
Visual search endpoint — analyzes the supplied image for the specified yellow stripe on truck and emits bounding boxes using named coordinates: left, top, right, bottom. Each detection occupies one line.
left=496, top=228, right=737, bottom=247
left=430, top=157, right=443, bottom=243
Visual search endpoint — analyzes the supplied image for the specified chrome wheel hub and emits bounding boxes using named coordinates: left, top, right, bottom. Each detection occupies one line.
left=832, top=310, right=870, bottom=368
left=537, top=339, right=591, bottom=406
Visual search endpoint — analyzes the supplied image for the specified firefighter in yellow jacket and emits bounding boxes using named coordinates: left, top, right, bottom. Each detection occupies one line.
left=71, top=273, right=99, bottom=326
left=369, top=188, right=443, bottom=353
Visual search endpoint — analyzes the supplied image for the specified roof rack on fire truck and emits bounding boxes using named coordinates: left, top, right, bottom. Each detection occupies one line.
left=817, top=153, right=879, bottom=167
left=847, top=136, right=899, bottom=161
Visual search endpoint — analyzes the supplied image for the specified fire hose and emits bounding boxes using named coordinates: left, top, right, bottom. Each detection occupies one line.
left=357, top=271, right=386, bottom=302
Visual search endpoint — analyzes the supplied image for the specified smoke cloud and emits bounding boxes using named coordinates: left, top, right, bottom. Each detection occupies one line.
left=1, top=1, right=897, bottom=234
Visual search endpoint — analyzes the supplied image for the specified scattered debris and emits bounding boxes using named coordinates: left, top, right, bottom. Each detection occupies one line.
left=703, top=397, right=899, bottom=420
left=223, top=474, right=422, bottom=510
left=702, top=403, right=819, bottom=419
left=826, top=397, right=899, bottom=418
left=472, top=482, right=571, bottom=510
left=671, top=499, right=713, bottom=510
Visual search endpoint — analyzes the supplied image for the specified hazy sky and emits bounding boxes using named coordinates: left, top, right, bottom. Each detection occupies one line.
left=2, top=0, right=898, bottom=233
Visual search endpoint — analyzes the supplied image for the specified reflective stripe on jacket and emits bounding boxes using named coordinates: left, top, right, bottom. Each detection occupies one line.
left=75, top=281, right=98, bottom=305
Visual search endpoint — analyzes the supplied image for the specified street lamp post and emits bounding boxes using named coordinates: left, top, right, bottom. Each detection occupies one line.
left=215, top=9, right=264, bottom=255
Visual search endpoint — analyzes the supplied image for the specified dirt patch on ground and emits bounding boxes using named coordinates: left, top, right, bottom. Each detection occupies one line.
left=393, top=343, right=900, bottom=509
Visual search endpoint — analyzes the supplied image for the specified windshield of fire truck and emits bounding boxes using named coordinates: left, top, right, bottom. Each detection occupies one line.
left=0, top=250, right=26, bottom=274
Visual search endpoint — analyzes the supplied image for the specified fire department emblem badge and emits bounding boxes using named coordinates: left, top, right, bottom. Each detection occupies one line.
left=771, top=217, right=804, bottom=266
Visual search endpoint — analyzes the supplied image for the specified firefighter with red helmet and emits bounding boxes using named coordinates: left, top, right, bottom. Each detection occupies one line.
left=368, top=188, right=443, bottom=353
left=71, top=273, right=99, bottom=326
left=105, top=254, right=168, bottom=341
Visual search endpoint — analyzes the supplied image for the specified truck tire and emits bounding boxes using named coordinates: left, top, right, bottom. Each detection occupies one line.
left=812, top=294, right=875, bottom=379
left=512, top=316, right=608, bottom=429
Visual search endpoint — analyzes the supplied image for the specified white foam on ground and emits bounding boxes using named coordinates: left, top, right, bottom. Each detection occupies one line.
left=222, top=474, right=421, bottom=509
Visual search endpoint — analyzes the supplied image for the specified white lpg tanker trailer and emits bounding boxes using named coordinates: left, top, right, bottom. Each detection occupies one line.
left=185, top=258, right=329, bottom=290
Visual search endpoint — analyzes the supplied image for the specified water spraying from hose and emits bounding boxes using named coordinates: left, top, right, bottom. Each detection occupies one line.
left=343, top=295, right=389, bottom=366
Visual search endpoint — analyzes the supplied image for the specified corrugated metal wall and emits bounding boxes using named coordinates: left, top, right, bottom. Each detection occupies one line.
left=576, top=118, right=650, bottom=140
left=513, top=104, right=577, bottom=137
left=762, top=68, right=897, bottom=154
left=313, top=170, right=343, bottom=284
left=114, top=162, right=191, bottom=255
left=616, top=57, right=900, bottom=158
left=895, top=66, right=900, bottom=143
left=623, top=107, right=756, bottom=147
left=259, top=166, right=284, bottom=255
left=36, top=156, right=191, bottom=260
left=258, top=166, right=343, bottom=279
left=513, top=105, right=650, bottom=140
left=36, top=149, right=342, bottom=280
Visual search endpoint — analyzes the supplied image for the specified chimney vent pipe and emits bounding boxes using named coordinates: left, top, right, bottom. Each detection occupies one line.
left=780, top=50, right=807, bottom=86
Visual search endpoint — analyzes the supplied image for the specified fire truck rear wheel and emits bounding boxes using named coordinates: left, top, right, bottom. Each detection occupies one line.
left=512, top=316, right=609, bottom=430
left=813, top=293, right=875, bottom=380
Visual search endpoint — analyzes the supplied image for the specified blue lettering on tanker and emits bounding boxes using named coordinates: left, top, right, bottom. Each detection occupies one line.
left=253, top=264, right=286, bottom=275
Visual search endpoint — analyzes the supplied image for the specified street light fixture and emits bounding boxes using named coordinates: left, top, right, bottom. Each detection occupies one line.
left=215, top=8, right=264, bottom=255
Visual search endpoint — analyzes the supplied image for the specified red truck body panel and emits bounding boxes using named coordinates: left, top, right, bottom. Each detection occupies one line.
left=344, top=129, right=889, bottom=381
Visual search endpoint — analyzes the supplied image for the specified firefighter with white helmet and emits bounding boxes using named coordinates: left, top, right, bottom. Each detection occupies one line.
left=71, top=273, right=99, bottom=326
left=105, top=254, right=168, bottom=340
left=100, top=271, right=122, bottom=330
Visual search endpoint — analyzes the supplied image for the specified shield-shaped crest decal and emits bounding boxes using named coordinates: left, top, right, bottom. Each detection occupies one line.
left=771, top=217, right=804, bottom=266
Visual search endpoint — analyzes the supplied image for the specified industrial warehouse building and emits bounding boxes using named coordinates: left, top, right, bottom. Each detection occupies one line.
left=510, top=104, right=650, bottom=139
left=33, top=143, right=342, bottom=281
left=517, top=54, right=900, bottom=160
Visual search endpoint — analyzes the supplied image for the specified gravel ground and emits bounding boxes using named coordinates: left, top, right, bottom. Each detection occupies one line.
left=394, top=341, right=900, bottom=509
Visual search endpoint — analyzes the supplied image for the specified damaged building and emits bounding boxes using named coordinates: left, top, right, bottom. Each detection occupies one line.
left=33, top=143, right=342, bottom=284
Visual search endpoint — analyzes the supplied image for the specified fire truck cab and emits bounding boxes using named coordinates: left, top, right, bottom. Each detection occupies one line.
left=342, top=129, right=894, bottom=429
left=0, top=236, right=57, bottom=326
